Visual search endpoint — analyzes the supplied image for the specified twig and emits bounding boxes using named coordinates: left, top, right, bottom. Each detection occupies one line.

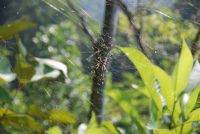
left=66, top=1, right=97, bottom=44
left=191, top=28, right=200, bottom=56
left=116, top=0, right=149, bottom=58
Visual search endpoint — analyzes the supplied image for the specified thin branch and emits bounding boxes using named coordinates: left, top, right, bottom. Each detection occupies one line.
left=116, top=0, right=149, bottom=58
left=191, top=28, right=200, bottom=56
left=66, top=1, right=97, bottom=44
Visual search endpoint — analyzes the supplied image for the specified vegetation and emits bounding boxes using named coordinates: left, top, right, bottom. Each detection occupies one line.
left=0, top=0, right=200, bottom=133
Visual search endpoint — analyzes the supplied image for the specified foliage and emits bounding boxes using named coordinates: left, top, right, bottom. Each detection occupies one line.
left=119, top=40, right=200, bottom=133
left=0, top=0, right=200, bottom=133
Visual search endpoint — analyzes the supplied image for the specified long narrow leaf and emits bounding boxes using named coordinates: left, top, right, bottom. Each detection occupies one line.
left=153, top=65, right=174, bottom=113
left=119, top=47, right=163, bottom=114
left=172, top=40, right=193, bottom=97
left=185, top=85, right=200, bottom=117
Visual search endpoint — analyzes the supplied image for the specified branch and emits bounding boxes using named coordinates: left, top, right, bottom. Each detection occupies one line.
left=66, top=1, right=97, bottom=44
left=191, top=28, right=200, bottom=56
left=89, top=0, right=119, bottom=123
left=116, top=0, right=149, bottom=58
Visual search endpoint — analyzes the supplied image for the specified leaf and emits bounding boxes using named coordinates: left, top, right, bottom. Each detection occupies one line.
left=86, top=127, right=108, bottom=134
left=31, top=70, right=61, bottom=82
left=46, top=126, right=62, bottom=134
left=186, top=60, right=200, bottom=92
left=86, top=112, right=106, bottom=134
left=119, top=47, right=154, bottom=90
left=172, top=40, right=193, bottom=97
left=153, top=65, right=174, bottom=113
left=173, top=100, right=181, bottom=125
left=86, top=113, right=119, bottom=134
left=0, top=77, right=7, bottom=86
left=0, top=20, right=36, bottom=41
left=0, top=107, right=15, bottom=117
left=194, top=93, right=200, bottom=110
left=48, top=109, right=77, bottom=124
left=13, top=54, right=36, bottom=84
left=0, top=87, right=11, bottom=102
left=106, top=89, right=145, bottom=133
left=102, top=121, right=119, bottom=134
left=119, top=47, right=163, bottom=114
left=149, top=99, right=160, bottom=129
left=35, top=57, right=68, bottom=78
left=185, top=85, right=200, bottom=117
left=0, top=107, right=42, bottom=133
left=175, top=123, right=192, bottom=134
left=187, top=108, right=200, bottom=122
left=153, top=129, right=176, bottom=134
left=0, top=73, right=16, bottom=84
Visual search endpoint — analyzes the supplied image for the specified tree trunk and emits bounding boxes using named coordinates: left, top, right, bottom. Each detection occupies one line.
left=89, top=0, right=119, bottom=123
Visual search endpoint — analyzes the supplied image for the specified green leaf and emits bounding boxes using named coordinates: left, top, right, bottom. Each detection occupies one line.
left=185, top=85, right=200, bottom=117
left=149, top=99, right=160, bottom=129
left=0, top=73, right=16, bottom=85
left=0, top=77, right=7, bottom=86
left=172, top=40, right=193, bottom=97
left=0, top=107, right=42, bottom=133
left=119, top=47, right=154, bottom=90
left=106, top=89, right=145, bottom=133
left=153, top=65, right=174, bottom=113
left=187, top=108, right=200, bottom=122
left=86, top=113, right=119, bottom=134
left=102, top=121, right=119, bottom=134
left=0, top=87, right=11, bottom=102
left=119, top=47, right=163, bottom=114
left=173, top=100, right=181, bottom=125
left=153, top=129, right=176, bottom=134
left=48, top=109, right=77, bottom=124
left=175, top=123, right=192, bottom=134
left=35, top=57, right=68, bottom=78
left=0, top=20, right=36, bottom=41
left=46, top=126, right=62, bottom=134
left=193, top=92, right=200, bottom=110
left=86, top=127, right=108, bottom=134
left=13, top=54, right=36, bottom=84
left=86, top=112, right=106, bottom=134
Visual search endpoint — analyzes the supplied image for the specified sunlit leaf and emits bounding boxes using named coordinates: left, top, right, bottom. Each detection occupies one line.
left=86, top=127, right=108, bottom=134
left=119, top=47, right=163, bottom=114
left=49, top=109, right=77, bottom=124
left=153, top=65, right=174, bottom=113
left=31, top=70, right=60, bottom=82
left=172, top=40, right=193, bottom=97
left=102, top=121, right=119, bottom=134
left=187, top=108, right=200, bottom=122
left=175, top=123, right=192, bottom=134
left=46, top=126, right=62, bottom=134
left=13, top=54, right=36, bottom=84
left=186, top=60, right=200, bottom=92
left=173, top=100, right=181, bottom=125
left=153, top=129, right=176, bottom=134
left=0, top=20, right=36, bottom=41
left=86, top=113, right=119, bottom=134
left=35, top=57, right=68, bottom=78
left=0, top=107, right=42, bottom=133
left=0, top=77, right=7, bottom=86
left=193, top=93, right=200, bottom=110
left=149, top=99, right=160, bottom=129
left=0, top=73, right=16, bottom=84
left=0, top=107, right=15, bottom=117
left=185, top=85, right=200, bottom=117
